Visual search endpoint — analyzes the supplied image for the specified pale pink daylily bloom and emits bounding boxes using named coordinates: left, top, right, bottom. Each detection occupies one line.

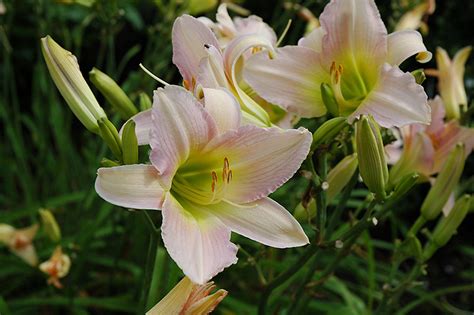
left=388, top=96, right=474, bottom=181
left=426, top=46, right=472, bottom=120
left=395, top=0, right=436, bottom=33
left=198, top=3, right=277, bottom=49
left=96, top=85, right=311, bottom=284
left=244, top=0, right=432, bottom=128
left=172, top=14, right=277, bottom=127
left=146, top=276, right=226, bottom=315
left=0, top=223, right=39, bottom=266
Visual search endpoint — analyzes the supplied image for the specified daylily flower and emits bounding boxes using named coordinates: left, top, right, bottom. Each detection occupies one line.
left=146, top=276, right=226, bottom=315
left=172, top=14, right=276, bottom=127
left=96, top=85, right=311, bottom=284
left=388, top=96, right=474, bottom=184
left=395, top=0, right=436, bottom=33
left=198, top=3, right=277, bottom=48
left=426, top=46, right=472, bottom=120
left=39, top=246, right=71, bottom=289
left=244, top=0, right=432, bottom=128
left=0, top=223, right=39, bottom=266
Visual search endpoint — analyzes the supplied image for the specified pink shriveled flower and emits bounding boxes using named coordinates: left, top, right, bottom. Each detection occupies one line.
left=0, top=223, right=39, bottom=266
left=388, top=96, right=474, bottom=181
left=244, top=0, right=433, bottom=128
left=96, top=85, right=311, bottom=284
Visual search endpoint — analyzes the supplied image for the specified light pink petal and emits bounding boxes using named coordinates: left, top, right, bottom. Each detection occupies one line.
left=319, top=0, right=387, bottom=87
left=385, top=129, right=403, bottom=165
left=210, top=197, right=308, bottom=248
left=119, top=109, right=152, bottom=145
left=95, top=164, right=165, bottom=210
left=197, top=45, right=230, bottom=90
left=298, top=27, right=325, bottom=53
left=150, top=86, right=217, bottom=189
left=172, top=15, right=220, bottom=86
left=215, top=4, right=236, bottom=37
left=223, top=34, right=274, bottom=125
left=202, top=88, right=241, bottom=134
left=200, top=125, right=312, bottom=203
left=426, top=96, right=446, bottom=135
left=233, top=16, right=277, bottom=46
left=14, top=244, right=38, bottom=266
left=244, top=46, right=328, bottom=118
left=161, top=193, right=238, bottom=284
left=349, top=64, right=430, bottom=128
left=387, top=30, right=432, bottom=66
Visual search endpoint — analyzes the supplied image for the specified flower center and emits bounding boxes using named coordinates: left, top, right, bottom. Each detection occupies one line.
left=171, top=157, right=233, bottom=205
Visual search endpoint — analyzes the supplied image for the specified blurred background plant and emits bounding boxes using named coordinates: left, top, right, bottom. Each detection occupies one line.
left=0, top=0, right=473, bottom=314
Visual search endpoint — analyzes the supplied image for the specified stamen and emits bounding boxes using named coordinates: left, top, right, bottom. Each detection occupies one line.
left=139, top=63, right=170, bottom=86
left=227, top=170, right=233, bottom=184
left=330, top=61, right=336, bottom=75
left=211, top=171, right=218, bottom=193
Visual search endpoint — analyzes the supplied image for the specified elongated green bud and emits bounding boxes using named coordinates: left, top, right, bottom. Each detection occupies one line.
left=293, top=198, right=317, bottom=222
left=411, top=69, right=426, bottom=85
left=98, top=118, right=122, bottom=161
left=41, top=36, right=106, bottom=133
left=101, top=158, right=120, bottom=167
left=139, top=91, right=152, bottom=111
left=421, top=144, right=465, bottom=220
left=355, top=116, right=388, bottom=200
left=389, top=172, right=419, bottom=204
left=121, top=120, right=138, bottom=165
left=326, top=154, right=358, bottom=202
left=38, top=208, right=61, bottom=243
left=89, top=68, right=138, bottom=120
left=320, top=83, right=339, bottom=116
left=312, top=117, right=348, bottom=149
left=423, top=195, right=471, bottom=260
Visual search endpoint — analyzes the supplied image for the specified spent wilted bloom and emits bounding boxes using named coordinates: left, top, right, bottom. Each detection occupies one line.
left=244, top=0, right=432, bottom=128
left=426, top=46, right=472, bottom=120
left=39, top=246, right=71, bottom=289
left=96, top=85, right=310, bottom=284
left=146, top=276, right=227, bottom=315
left=0, top=223, right=39, bottom=266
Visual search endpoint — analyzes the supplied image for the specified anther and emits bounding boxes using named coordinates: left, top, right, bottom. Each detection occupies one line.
left=211, top=171, right=218, bottom=192
left=227, top=170, right=233, bottom=184
left=330, top=61, right=336, bottom=75
left=204, top=44, right=210, bottom=49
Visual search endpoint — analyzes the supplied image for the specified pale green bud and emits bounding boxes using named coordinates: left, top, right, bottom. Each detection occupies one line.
left=320, top=83, right=339, bottom=116
left=312, top=117, right=348, bottom=149
left=411, top=69, right=426, bottom=85
left=293, top=198, right=317, bottom=222
left=98, top=118, right=122, bottom=161
left=121, top=120, right=138, bottom=165
left=326, top=154, right=358, bottom=202
left=38, top=208, right=61, bottom=243
left=186, top=0, right=217, bottom=14
left=355, top=116, right=388, bottom=199
left=423, top=195, right=471, bottom=260
left=41, top=36, right=106, bottom=133
left=89, top=68, right=138, bottom=120
left=421, top=144, right=465, bottom=220
left=139, top=92, right=152, bottom=111
left=389, top=172, right=419, bottom=204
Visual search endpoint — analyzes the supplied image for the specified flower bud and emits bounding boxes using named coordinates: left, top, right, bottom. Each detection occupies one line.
left=121, top=120, right=138, bottom=165
left=423, top=195, right=471, bottom=260
left=147, top=276, right=227, bottom=315
left=355, top=116, right=388, bottom=199
left=326, top=154, right=358, bottom=201
left=186, top=0, right=217, bottom=14
left=389, top=172, right=419, bottom=204
left=139, top=91, right=152, bottom=111
left=41, top=36, right=106, bottom=133
left=411, top=69, right=426, bottom=84
left=293, top=198, right=317, bottom=222
left=312, top=117, right=348, bottom=149
left=38, top=208, right=61, bottom=243
left=320, top=83, right=339, bottom=116
left=421, top=143, right=465, bottom=220
left=98, top=118, right=122, bottom=161
left=89, top=68, right=138, bottom=120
